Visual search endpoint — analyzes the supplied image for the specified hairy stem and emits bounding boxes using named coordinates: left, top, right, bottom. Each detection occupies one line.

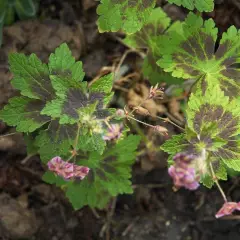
left=67, top=123, right=81, bottom=162
left=209, top=162, right=227, bottom=202
left=155, top=115, right=184, bottom=131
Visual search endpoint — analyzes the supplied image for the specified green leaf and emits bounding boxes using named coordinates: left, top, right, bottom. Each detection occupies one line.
left=49, top=43, right=85, bottom=83
left=0, top=97, right=50, bottom=132
left=42, top=88, right=111, bottom=124
left=186, top=85, right=240, bottom=171
left=9, top=53, right=55, bottom=100
left=15, top=0, right=37, bottom=19
left=201, top=174, right=213, bottom=188
left=43, top=135, right=141, bottom=209
left=89, top=73, right=114, bottom=105
left=77, top=133, right=106, bottom=155
left=4, top=4, right=15, bottom=25
left=160, top=134, right=194, bottom=164
left=158, top=13, right=240, bottom=98
left=124, top=8, right=183, bottom=85
left=89, top=73, right=113, bottom=94
left=167, top=0, right=214, bottom=12
left=35, top=120, right=78, bottom=163
left=161, top=134, right=189, bottom=155
left=97, top=0, right=156, bottom=34
left=201, top=161, right=227, bottom=188
left=24, top=134, right=39, bottom=155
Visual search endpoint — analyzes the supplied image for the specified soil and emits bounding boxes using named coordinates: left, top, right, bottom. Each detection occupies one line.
left=1, top=0, right=240, bottom=240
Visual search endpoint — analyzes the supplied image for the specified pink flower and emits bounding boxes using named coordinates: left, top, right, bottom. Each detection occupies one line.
left=47, top=156, right=74, bottom=180
left=103, top=124, right=123, bottom=141
left=215, top=202, right=240, bottom=218
left=168, top=153, right=200, bottom=190
left=47, top=156, right=90, bottom=181
left=74, top=165, right=90, bottom=180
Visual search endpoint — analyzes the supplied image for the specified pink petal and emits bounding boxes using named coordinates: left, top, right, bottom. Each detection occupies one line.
left=74, top=165, right=90, bottom=180
left=215, top=202, right=240, bottom=218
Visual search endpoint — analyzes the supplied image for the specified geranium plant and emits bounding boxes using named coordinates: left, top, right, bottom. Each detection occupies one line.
left=1, top=0, right=240, bottom=219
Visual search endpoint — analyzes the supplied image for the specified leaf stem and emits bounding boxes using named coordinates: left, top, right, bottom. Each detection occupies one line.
left=209, top=162, right=227, bottom=202
left=67, top=123, right=81, bottom=162
left=155, top=115, right=184, bottom=131
left=127, top=115, right=155, bottom=129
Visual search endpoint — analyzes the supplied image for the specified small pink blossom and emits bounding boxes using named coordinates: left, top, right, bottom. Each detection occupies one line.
left=103, top=124, right=123, bottom=141
left=74, top=165, right=90, bottom=180
left=47, top=156, right=90, bottom=181
left=47, top=156, right=74, bottom=180
left=215, top=202, right=240, bottom=218
left=168, top=153, right=200, bottom=190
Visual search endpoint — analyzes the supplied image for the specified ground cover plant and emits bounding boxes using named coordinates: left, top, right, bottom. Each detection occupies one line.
left=1, top=0, right=240, bottom=238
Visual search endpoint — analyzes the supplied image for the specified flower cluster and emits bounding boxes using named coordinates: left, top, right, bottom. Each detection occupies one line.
left=103, top=123, right=123, bottom=141
left=168, top=152, right=200, bottom=190
left=47, top=156, right=90, bottom=181
left=216, top=201, right=240, bottom=218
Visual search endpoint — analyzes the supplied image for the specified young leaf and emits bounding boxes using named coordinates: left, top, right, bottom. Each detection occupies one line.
left=42, top=88, right=111, bottom=124
left=167, top=0, right=214, bottom=12
left=77, top=133, right=106, bottom=155
left=43, top=135, right=141, bottom=209
left=97, top=0, right=156, bottom=34
left=158, top=13, right=240, bottom=98
left=124, top=8, right=183, bottom=85
left=0, top=97, right=50, bottom=132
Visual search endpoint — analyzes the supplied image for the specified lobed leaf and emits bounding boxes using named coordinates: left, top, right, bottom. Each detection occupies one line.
left=186, top=85, right=240, bottom=171
left=42, top=88, right=111, bottom=124
left=167, top=0, right=214, bottom=12
left=97, top=0, right=156, bottom=34
left=124, top=8, right=183, bottom=85
left=35, top=120, right=78, bottom=163
left=0, top=96, right=50, bottom=132
left=158, top=13, right=240, bottom=98
left=43, top=135, right=141, bottom=209
left=9, top=53, right=54, bottom=100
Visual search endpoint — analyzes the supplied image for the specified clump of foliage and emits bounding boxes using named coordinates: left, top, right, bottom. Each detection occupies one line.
left=0, top=43, right=141, bottom=209
left=0, top=0, right=38, bottom=45
left=1, top=0, right=240, bottom=219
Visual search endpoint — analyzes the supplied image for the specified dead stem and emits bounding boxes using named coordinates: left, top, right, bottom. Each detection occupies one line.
left=0, top=132, right=18, bottom=138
